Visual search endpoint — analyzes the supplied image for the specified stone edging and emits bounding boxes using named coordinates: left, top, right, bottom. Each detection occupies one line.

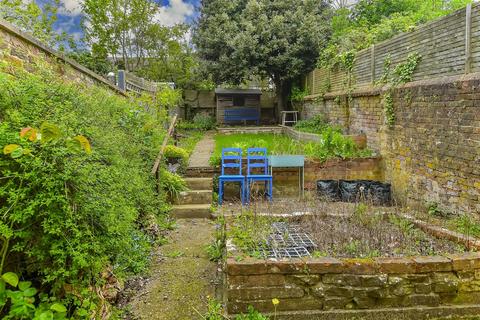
left=0, top=19, right=126, bottom=96
left=226, top=253, right=480, bottom=276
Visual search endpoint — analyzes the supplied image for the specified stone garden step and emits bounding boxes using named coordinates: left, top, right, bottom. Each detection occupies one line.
left=175, top=190, right=212, bottom=205
left=171, top=204, right=212, bottom=219
left=185, top=177, right=213, bottom=190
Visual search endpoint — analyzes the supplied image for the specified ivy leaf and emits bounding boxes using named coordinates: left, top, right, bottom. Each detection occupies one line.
left=40, top=122, right=61, bottom=142
left=20, top=127, right=38, bottom=141
left=50, top=302, right=67, bottom=313
left=3, top=144, right=19, bottom=155
left=22, top=287, right=37, bottom=297
left=11, top=146, right=24, bottom=159
left=2, top=272, right=19, bottom=287
left=35, top=310, right=54, bottom=320
left=73, top=135, right=92, bottom=154
left=18, top=281, right=32, bottom=291
left=0, top=279, right=5, bottom=292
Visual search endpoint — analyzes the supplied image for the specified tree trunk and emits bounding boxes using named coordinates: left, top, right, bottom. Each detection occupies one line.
left=274, top=79, right=292, bottom=123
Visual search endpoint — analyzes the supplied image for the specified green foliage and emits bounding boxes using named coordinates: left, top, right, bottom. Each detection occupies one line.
left=453, top=215, right=480, bottom=238
left=177, top=113, right=216, bottom=131
left=0, top=0, right=71, bottom=48
left=389, top=215, right=415, bottom=236
left=383, top=91, right=395, bottom=127
left=201, top=298, right=269, bottom=320
left=319, top=0, right=472, bottom=68
left=0, top=62, right=166, bottom=316
left=392, top=53, right=422, bottom=85
left=160, top=169, right=187, bottom=199
left=294, top=114, right=329, bottom=134
left=67, top=50, right=114, bottom=76
left=289, top=86, right=309, bottom=103
left=164, top=145, right=189, bottom=162
left=194, top=0, right=331, bottom=107
left=236, top=306, right=270, bottom=320
left=156, top=87, right=183, bottom=111
left=427, top=202, right=451, bottom=218
left=206, top=216, right=226, bottom=262
left=210, top=132, right=372, bottom=166
left=0, top=272, right=69, bottom=319
left=228, top=211, right=276, bottom=257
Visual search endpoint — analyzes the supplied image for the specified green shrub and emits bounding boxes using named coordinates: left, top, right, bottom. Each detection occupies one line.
left=294, top=114, right=330, bottom=134
left=160, top=169, right=187, bottom=199
left=0, top=61, right=167, bottom=316
left=177, top=113, right=216, bottom=131
left=164, top=145, right=189, bottom=162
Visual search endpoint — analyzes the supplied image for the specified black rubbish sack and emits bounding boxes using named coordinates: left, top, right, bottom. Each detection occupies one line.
left=317, top=180, right=340, bottom=201
left=368, top=181, right=392, bottom=206
left=339, top=180, right=371, bottom=202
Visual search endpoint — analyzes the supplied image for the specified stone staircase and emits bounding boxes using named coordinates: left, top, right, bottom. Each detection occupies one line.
left=172, top=177, right=213, bottom=219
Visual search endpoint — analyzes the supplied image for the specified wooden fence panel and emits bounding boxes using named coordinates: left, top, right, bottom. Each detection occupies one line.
left=306, top=4, right=477, bottom=95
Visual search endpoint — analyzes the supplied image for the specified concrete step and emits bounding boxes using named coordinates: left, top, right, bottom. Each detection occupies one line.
left=185, top=177, right=213, bottom=190
left=175, top=190, right=212, bottom=205
left=171, top=204, right=212, bottom=219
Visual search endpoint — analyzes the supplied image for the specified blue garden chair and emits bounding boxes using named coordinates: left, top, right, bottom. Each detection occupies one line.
left=245, top=148, right=273, bottom=202
left=218, top=148, right=245, bottom=205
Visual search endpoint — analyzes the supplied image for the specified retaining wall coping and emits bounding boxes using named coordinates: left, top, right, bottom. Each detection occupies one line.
left=226, top=253, right=480, bottom=276
left=0, top=19, right=126, bottom=96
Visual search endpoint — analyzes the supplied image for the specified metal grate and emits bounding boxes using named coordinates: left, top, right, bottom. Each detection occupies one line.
left=263, top=222, right=316, bottom=258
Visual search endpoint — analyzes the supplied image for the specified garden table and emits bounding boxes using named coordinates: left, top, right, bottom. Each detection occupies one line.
left=268, top=155, right=305, bottom=197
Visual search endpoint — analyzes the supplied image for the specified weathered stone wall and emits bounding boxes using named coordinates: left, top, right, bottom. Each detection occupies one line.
left=0, top=20, right=124, bottom=96
left=226, top=253, right=480, bottom=319
left=303, top=74, right=480, bottom=214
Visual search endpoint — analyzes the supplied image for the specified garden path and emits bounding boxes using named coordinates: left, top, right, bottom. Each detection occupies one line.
left=128, top=219, right=220, bottom=319
left=188, top=131, right=215, bottom=168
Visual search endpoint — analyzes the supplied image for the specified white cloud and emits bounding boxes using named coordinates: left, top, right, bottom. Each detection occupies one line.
left=154, top=0, right=195, bottom=26
left=59, top=0, right=83, bottom=16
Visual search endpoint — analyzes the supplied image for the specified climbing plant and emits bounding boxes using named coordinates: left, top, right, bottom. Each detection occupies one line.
left=380, top=52, right=422, bottom=128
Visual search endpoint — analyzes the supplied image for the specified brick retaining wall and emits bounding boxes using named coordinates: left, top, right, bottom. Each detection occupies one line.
left=303, top=74, right=480, bottom=214
left=226, top=253, right=480, bottom=319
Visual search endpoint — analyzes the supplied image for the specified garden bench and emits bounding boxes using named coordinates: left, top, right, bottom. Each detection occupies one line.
left=224, top=107, right=260, bottom=125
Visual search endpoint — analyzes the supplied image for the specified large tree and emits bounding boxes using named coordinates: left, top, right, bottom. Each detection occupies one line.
left=194, top=0, right=331, bottom=113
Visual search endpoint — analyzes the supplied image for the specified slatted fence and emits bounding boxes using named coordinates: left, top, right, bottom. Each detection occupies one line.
left=305, top=3, right=480, bottom=94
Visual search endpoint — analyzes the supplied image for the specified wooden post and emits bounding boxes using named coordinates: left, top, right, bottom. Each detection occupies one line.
left=371, top=45, right=376, bottom=84
left=151, top=114, right=178, bottom=176
left=118, top=70, right=126, bottom=91
left=465, top=4, right=472, bottom=74
left=311, top=70, right=316, bottom=95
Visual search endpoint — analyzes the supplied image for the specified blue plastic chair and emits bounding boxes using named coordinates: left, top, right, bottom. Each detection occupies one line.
left=245, top=148, right=273, bottom=202
left=218, top=148, right=245, bottom=205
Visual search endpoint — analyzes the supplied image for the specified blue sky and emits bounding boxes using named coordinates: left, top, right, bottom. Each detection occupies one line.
left=45, top=0, right=200, bottom=43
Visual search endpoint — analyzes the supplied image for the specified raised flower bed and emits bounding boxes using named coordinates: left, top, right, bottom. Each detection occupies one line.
left=223, top=202, right=480, bottom=319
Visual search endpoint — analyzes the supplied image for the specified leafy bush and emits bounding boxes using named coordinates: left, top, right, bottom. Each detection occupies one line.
left=160, top=169, right=187, bottom=199
left=289, top=86, right=309, bottom=102
left=164, top=145, right=189, bottom=162
left=0, top=61, right=167, bottom=316
left=294, top=114, right=330, bottom=134
left=0, top=272, right=69, bottom=320
left=177, top=113, right=216, bottom=131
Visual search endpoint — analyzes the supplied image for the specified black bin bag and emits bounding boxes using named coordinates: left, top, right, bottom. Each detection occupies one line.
left=368, top=181, right=392, bottom=206
left=317, top=180, right=340, bottom=201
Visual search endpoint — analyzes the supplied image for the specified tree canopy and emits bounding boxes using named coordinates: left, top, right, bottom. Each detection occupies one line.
left=194, top=0, right=331, bottom=109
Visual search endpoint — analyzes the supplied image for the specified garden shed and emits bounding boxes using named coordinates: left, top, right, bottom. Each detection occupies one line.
left=215, top=88, right=262, bottom=125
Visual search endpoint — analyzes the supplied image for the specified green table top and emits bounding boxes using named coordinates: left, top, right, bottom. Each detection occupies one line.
left=268, top=155, right=305, bottom=167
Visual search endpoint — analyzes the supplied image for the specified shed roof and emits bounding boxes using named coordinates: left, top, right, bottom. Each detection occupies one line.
left=215, top=88, right=262, bottom=95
